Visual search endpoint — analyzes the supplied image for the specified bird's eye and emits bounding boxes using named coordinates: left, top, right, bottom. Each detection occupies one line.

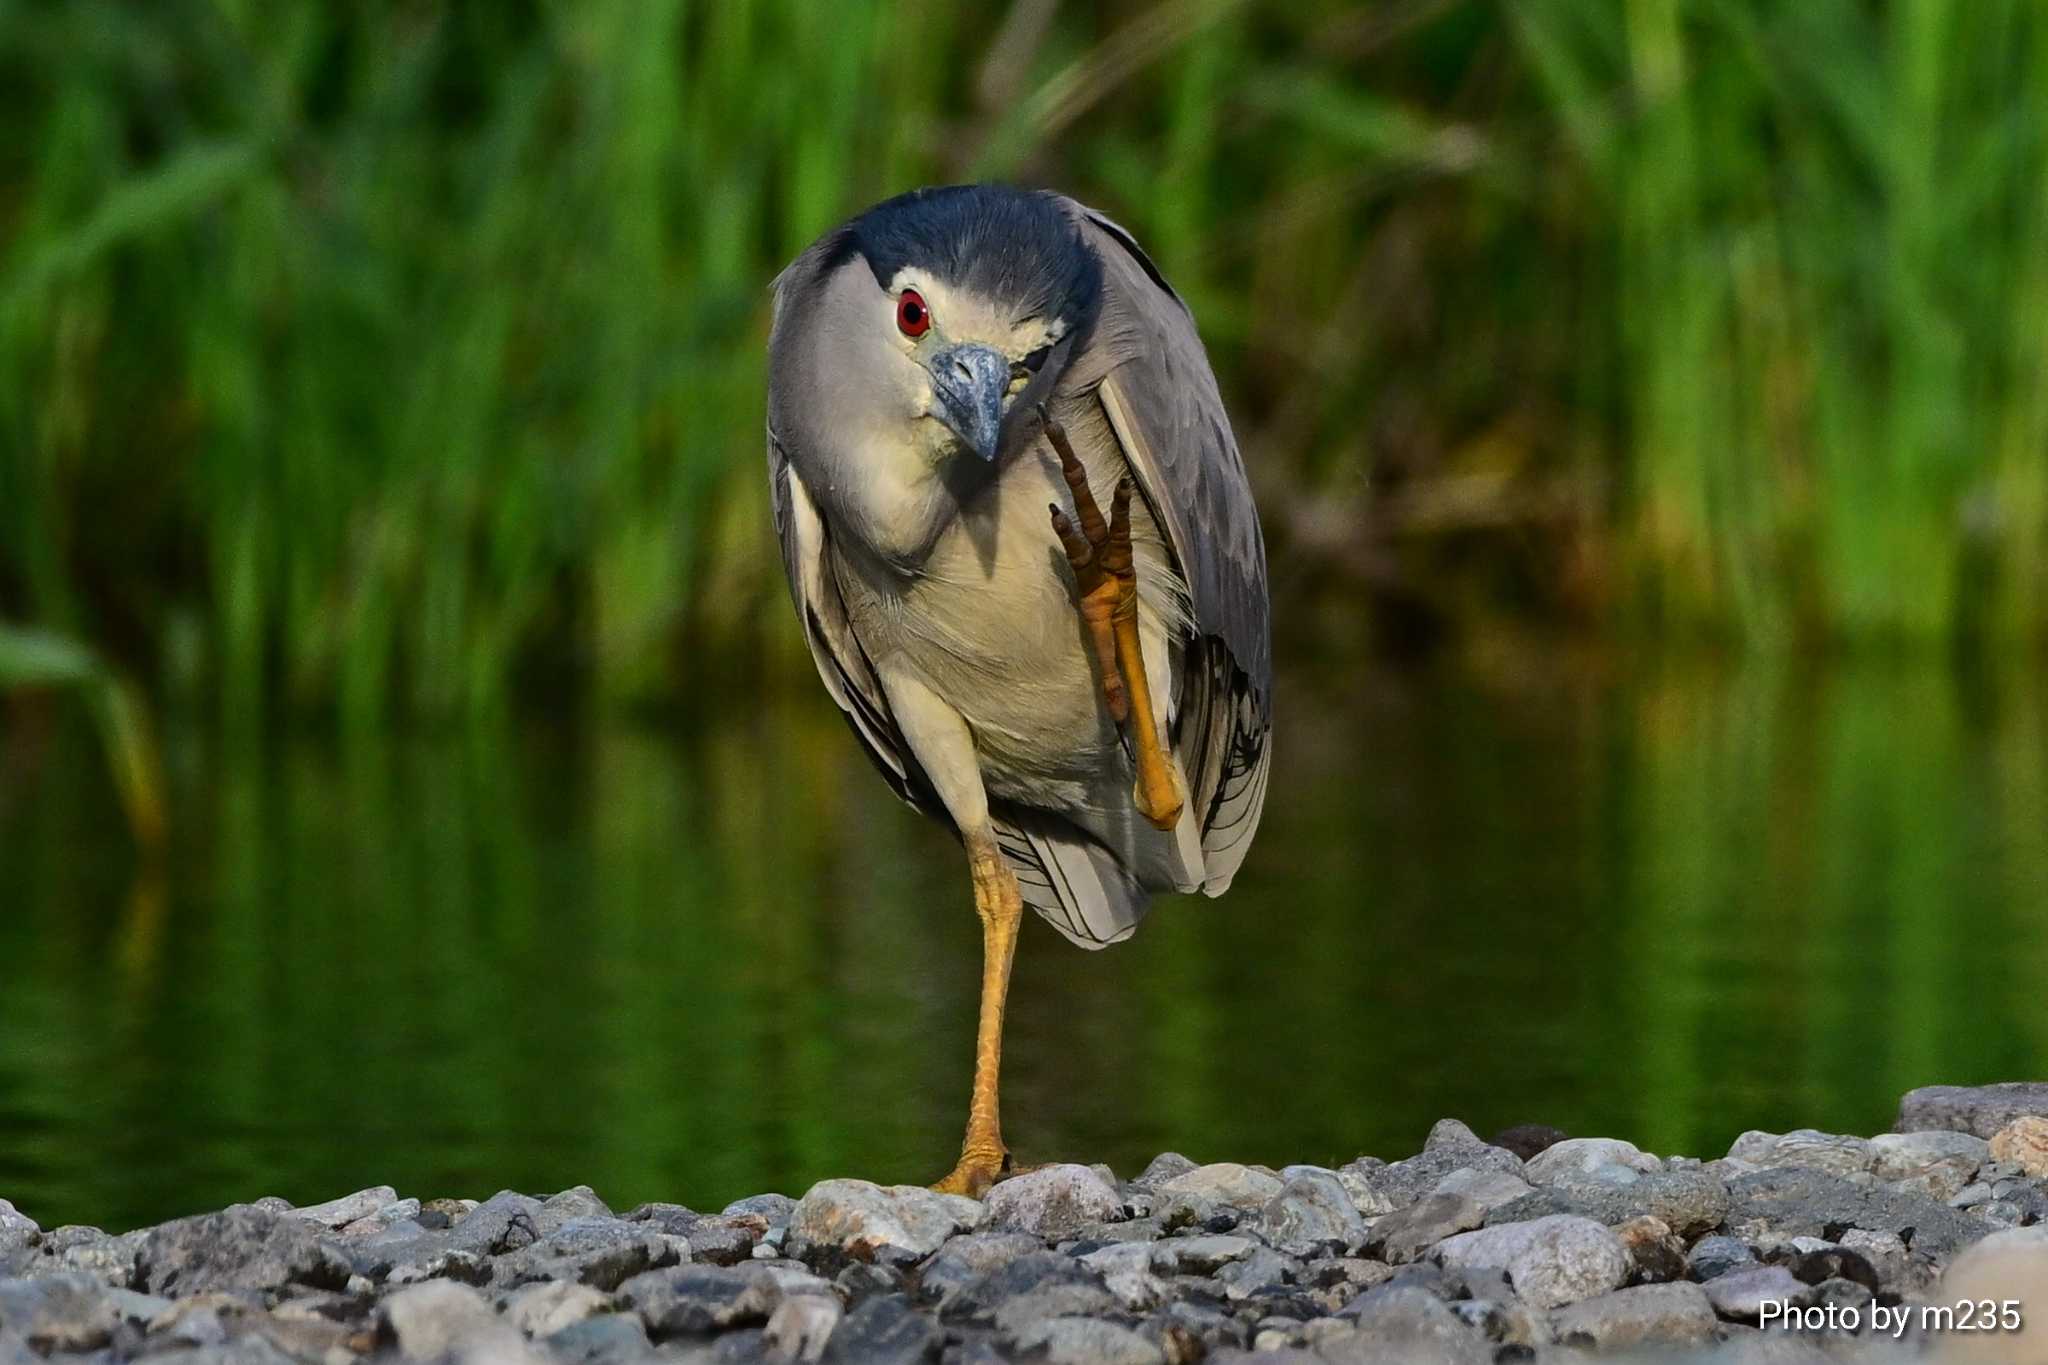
left=896, top=289, right=930, bottom=338
left=1019, top=344, right=1051, bottom=374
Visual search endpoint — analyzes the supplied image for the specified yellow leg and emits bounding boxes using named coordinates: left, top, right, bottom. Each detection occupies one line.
left=930, top=833, right=1024, bottom=1198
left=1044, top=411, right=1184, bottom=831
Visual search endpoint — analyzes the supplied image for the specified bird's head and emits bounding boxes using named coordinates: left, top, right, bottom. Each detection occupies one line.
left=773, top=186, right=1104, bottom=473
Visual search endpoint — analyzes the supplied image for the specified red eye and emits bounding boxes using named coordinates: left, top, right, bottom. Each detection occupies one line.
left=896, top=289, right=930, bottom=337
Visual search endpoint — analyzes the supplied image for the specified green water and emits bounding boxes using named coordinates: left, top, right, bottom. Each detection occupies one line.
left=3, top=658, right=2045, bottom=1233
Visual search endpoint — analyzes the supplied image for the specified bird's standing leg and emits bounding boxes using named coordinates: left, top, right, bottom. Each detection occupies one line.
left=1044, top=412, right=1184, bottom=831
left=930, top=829, right=1024, bottom=1198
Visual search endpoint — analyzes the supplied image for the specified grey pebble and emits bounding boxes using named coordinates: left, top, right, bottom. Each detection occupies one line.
left=1364, top=1192, right=1485, bottom=1265
left=1013, top=1315, right=1165, bottom=1365
left=1434, top=1214, right=1629, bottom=1309
left=0, top=1273, right=120, bottom=1353
left=1896, top=1081, right=2048, bottom=1138
left=984, top=1163, right=1122, bottom=1240
left=1687, top=1233, right=1759, bottom=1281
left=291, top=1186, right=397, bottom=1230
left=1701, top=1264, right=1808, bottom=1322
left=1551, top=1280, right=1718, bottom=1350
left=820, top=1293, right=938, bottom=1365
left=137, top=1208, right=350, bottom=1298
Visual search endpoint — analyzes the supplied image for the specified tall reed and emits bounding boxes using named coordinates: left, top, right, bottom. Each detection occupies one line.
left=3, top=0, right=2044, bottom=726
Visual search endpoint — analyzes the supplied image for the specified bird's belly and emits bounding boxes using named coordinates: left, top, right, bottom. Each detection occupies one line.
left=835, top=504, right=1119, bottom=809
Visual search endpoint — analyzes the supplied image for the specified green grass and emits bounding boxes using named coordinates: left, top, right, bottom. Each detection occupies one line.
left=3, top=0, right=2046, bottom=724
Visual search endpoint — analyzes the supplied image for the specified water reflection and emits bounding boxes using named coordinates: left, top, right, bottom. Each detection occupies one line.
left=3, top=658, right=2044, bottom=1231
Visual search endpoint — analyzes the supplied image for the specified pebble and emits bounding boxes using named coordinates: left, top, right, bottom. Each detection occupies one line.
left=1551, top=1280, right=1718, bottom=1350
left=1489, top=1166, right=1730, bottom=1238
left=380, top=1279, right=543, bottom=1363
left=1733, top=1128, right=1878, bottom=1177
left=1524, top=1136, right=1661, bottom=1185
left=1256, top=1170, right=1367, bottom=1253
left=1613, top=1213, right=1686, bottom=1282
left=545, top=1311, right=650, bottom=1361
left=1988, top=1114, right=2048, bottom=1177
left=1330, top=1284, right=1490, bottom=1365
left=763, top=1290, right=842, bottom=1361
left=1, top=1083, right=2033, bottom=1364
left=1868, top=1130, right=1989, bottom=1200
left=1430, top=1166, right=1533, bottom=1214
left=786, top=1179, right=983, bottom=1262
left=1701, top=1264, right=1808, bottom=1322
left=1365, top=1192, right=1485, bottom=1264
left=444, top=1190, right=542, bottom=1256
left=820, top=1293, right=937, bottom=1365
left=1149, top=1233, right=1255, bottom=1275
left=1370, top=1130, right=1526, bottom=1210
left=1898, top=1082, right=2048, bottom=1138
left=616, top=1263, right=785, bottom=1335
left=1333, top=1157, right=1402, bottom=1216
left=0, top=1273, right=120, bottom=1352
left=27, top=1226, right=144, bottom=1288
left=1154, top=1162, right=1284, bottom=1210
left=0, top=1200, right=40, bottom=1251
left=983, top=1163, right=1121, bottom=1239
left=338, top=1199, right=420, bottom=1239
left=1013, top=1315, right=1165, bottom=1365
left=1687, top=1233, right=1758, bottom=1281
left=1076, top=1242, right=1170, bottom=1310
left=501, top=1279, right=612, bottom=1337
left=291, top=1187, right=398, bottom=1230
left=915, top=1232, right=1042, bottom=1304
left=493, top=1218, right=678, bottom=1291
left=1130, top=1152, right=1197, bottom=1189
left=1434, top=1214, right=1630, bottom=1309
left=1722, top=1165, right=1992, bottom=1260
left=137, top=1208, right=351, bottom=1298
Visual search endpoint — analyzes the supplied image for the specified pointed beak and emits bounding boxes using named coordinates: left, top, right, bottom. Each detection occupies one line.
left=927, top=343, right=1010, bottom=462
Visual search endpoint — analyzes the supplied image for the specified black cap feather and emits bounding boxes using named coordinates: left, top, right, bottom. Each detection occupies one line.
left=824, top=184, right=1102, bottom=339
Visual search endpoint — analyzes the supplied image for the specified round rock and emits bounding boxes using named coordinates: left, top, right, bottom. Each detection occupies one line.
left=1433, top=1214, right=1629, bottom=1309
left=1155, top=1162, right=1284, bottom=1210
left=984, top=1164, right=1121, bottom=1240
left=1988, top=1115, right=2048, bottom=1178
left=788, top=1180, right=984, bottom=1261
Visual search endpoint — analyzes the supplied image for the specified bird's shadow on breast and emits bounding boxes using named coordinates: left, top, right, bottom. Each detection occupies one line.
left=939, top=457, right=999, bottom=578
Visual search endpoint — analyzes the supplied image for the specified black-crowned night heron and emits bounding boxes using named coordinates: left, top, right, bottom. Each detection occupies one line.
left=766, top=184, right=1271, bottom=1195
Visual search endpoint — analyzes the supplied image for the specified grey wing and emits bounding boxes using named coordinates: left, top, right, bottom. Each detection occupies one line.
left=1062, top=199, right=1275, bottom=892
left=767, top=435, right=928, bottom=811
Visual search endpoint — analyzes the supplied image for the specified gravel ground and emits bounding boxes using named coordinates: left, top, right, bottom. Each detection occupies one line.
left=2, top=1083, right=2045, bottom=1364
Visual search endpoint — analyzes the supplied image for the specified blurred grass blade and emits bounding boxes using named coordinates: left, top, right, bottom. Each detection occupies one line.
left=1, top=624, right=167, bottom=854
left=0, top=624, right=100, bottom=687
left=1, top=139, right=265, bottom=308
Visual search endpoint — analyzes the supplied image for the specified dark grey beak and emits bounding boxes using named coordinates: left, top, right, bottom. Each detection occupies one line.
left=928, top=343, right=1010, bottom=462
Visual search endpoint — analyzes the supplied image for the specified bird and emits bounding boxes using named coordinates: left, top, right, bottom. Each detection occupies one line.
left=765, top=184, right=1271, bottom=1197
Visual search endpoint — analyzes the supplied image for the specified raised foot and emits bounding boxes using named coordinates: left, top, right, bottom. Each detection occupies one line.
left=1042, top=407, right=1183, bottom=831
left=930, top=1149, right=1010, bottom=1200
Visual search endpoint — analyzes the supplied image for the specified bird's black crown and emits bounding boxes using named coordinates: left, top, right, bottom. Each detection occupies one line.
left=826, top=184, right=1103, bottom=338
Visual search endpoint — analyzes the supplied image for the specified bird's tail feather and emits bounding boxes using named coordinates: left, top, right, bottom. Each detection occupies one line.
left=992, top=807, right=1148, bottom=949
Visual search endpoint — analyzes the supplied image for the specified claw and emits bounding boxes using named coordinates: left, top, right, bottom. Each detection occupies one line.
left=1042, top=408, right=1183, bottom=830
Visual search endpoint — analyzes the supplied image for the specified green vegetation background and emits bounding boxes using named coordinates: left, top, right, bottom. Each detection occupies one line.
left=6, top=0, right=2048, bottom=730
left=7, top=0, right=2048, bottom=1230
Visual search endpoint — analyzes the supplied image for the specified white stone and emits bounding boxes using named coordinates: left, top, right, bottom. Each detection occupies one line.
left=788, top=1180, right=984, bottom=1258
left=1434, top=1214, right=1629, bottom=1309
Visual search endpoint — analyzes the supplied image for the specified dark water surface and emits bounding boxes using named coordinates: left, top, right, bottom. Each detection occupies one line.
left=4, top=658, right=2045, bottom=1232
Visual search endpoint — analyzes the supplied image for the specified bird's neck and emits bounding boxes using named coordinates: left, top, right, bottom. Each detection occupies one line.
left=830, top=443, right=993, bottom=575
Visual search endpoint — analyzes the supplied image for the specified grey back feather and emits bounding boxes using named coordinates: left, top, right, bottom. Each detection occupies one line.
left=1056, top=199, right=1273, bottom=892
